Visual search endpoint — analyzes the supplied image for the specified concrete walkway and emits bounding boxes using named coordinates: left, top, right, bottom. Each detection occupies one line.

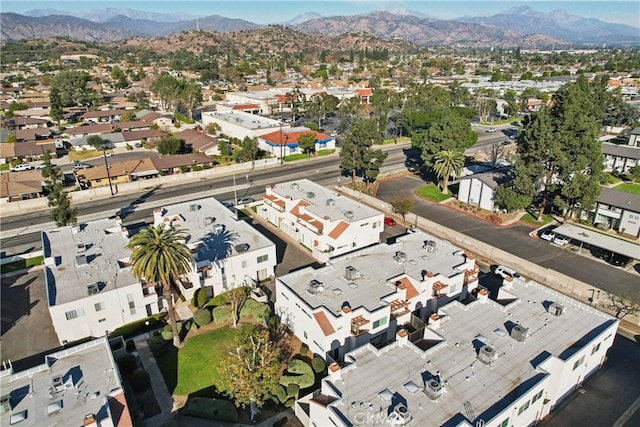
left=133, top=335, right=177, bottom=426
left=176, top=408, right=297, bottom=427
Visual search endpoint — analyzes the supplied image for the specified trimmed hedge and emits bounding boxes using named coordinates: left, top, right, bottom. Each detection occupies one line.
left=117, top=354, right=137, bottom=376
left=279, top=359, right=314, bottom=388
left=273, top=385, right=287, bottom=404
left=311, top=356, right=326, bottom=373
left=286, top=383, right=299, bottom=398
left=193, top=308, right=213, bottom=326
left=181, top=397, right=238, bottom=422
left=130, top=370, right=151, bottom=393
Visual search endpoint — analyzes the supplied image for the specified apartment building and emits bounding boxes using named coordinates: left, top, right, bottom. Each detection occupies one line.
left=0, top=337, right=131, bottom=427
left=275, top=229, right=480, bottom=362
left=257, top=127, right=336, bottom=159
left=43, top=218, right=159, bottom=345
left=296, top=278, right=618, bottom=427
left=201, top=110, right=287, bottom=140
left=259, top=179, right=384, bottom=261
left=153, top=197, right=277, bottom=300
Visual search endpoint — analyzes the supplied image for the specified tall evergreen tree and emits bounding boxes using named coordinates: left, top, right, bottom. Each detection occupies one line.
left=42, top=151, right=77, bottom=226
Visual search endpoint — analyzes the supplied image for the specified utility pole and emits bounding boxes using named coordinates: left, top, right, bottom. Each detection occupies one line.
left=279, top=121, right=284, bottom=165
left=103, top=149, right=114, bottom=196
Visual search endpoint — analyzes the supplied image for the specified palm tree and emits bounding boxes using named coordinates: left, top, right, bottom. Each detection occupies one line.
left=433, top=149, right=465, bottom=194
left=127, top=224, right=192, bottom=347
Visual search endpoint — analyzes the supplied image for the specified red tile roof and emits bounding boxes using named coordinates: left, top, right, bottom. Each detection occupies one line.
left=108, top=392, right=133, bottom=427
left=260, top=129, right=331, bottom=145
left=356, top=88, right=372, bottom=96
left=314, top=311, right=336, bottom=336
left=328, top=221, right=349, bottom=239
left=232, top=103, right=260, bottom=110
left=122, top=129, right=166, bottom=141
left=396, top=277, right=419, bottom=300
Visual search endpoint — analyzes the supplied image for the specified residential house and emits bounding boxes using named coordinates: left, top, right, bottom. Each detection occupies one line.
left=275, top=229, right=480, bottom=363
left=11, top=140, right=57, bottom=160
left=139, top=112, right=173, bottom=131
left=0, top=337, right=132, bottom=427
left=69, top=132, right=126, bottom=151
left=153, top=197, right=277, bottom=299
left=121, top=129, right=166, bottom=146
left=627, top=127, right=640, bottom=147
left=43, top=218, right=161, bottom=344
left=151, top=153, right=214, bottom=174
left=76, top=158, right=157, bottom=188
left=201, top=110, right=287, bottom=140
left=15, top=128, right=52, bottom=142
left=355, top=88, right=372, bottom=104
left=81, top=109, right=126, bottom=123
left=64, top=123, right=114, bottom=138
left=1, top=116, right=50, bottom=129
left=176, top=129, right=219, bottom=155
left=257, top=128, right=335, bottom=159
left=258, top=179, right=383, bottom=261
left=215, top=102, right=263, bottom=114
left=457, top=169, right=510, bottom=211
left=0, top=170, right=44, bottom=202
left=296, top=279, right=618, bottom=427
left=591, top=186, right=640, bottom=237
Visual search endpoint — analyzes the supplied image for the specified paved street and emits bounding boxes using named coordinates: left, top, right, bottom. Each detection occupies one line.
left=376, top=175, right=640, bottom=302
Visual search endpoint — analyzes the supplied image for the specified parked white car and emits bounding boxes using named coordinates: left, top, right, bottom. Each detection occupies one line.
left=540, top=229, right=556, bottom=241
left=553, top=235, right=570, bottom=246
left=10, top=164, right=33, bottom=172
left=495, top=265, right=523, bottom=281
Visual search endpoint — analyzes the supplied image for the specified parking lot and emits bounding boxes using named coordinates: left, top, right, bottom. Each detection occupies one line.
left=0, top=270, right=60, bottom=366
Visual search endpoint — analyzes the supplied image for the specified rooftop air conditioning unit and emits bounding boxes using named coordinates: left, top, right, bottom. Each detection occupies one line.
left=393, top=251, right=407, bottom=263
left=204, top=217, right=215, bottom=225
left=388, top=403, right=412, bottom=425
left=510, top=324, right=529, bottom=342
left=326, top=198, right=336, bottom=207
left=549, top=302, right=565, bottom=316
left=51, top=376, right=65, bottom=392
left=290, top=182, right=299, bottom=189
left=477, top=345, right=499, bottom=365
left=189, top=204, right=201, bottom=212
left=87, top=283, right=100, bottom=296
left=0, top=394, right=11, bottom=414
left=213, top=224, right=224, bottom=234
left=306, top=191, right=315, bottom=199
left=343, top=210, right=354, bottom=219
left=424, top=378, right=443, bottom=400
left=345, top=266, right=361, bottom=281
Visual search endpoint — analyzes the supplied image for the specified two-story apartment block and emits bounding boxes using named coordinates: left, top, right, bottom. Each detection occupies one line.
left=0, top=337, right=132, bottom=427
left=592, top=186, right=640, bottom=237
left=43, top=218, right=159, bottom=345
left=275, top=229, right=480, bottom=363
left=259, top=179, right=383, bottom=261
left=601, top=142, right=639, bottom=173
left=295, top=278, right=618, bottom=427
left=153, top=197, right=277, bottom=300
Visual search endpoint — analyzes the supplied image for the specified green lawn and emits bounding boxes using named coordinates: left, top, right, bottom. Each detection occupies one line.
left=0, top=255, right=43, bottom=274
left=381, top=137, right=411, bottom=145
left=317, top=149, right=335, bottom=156
left=173, top=324, right=251, bottom=396
left=211, top=299, right=270, bottom=324
left=0, top=164, right=9, bottom=171
left=415, top=185, right=452, bottom=202
left=283, top=153, right=307, bottom=162
left=519, top=212, right=554, bottom=226
left=614, top=182, right=640, bottom=195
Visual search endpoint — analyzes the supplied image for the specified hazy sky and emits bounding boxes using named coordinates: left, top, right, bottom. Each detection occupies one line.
left=2, top=1, right=639, bottom=27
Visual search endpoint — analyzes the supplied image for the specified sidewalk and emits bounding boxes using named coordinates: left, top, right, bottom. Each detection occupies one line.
left=133, top=335, right=177, bottom=426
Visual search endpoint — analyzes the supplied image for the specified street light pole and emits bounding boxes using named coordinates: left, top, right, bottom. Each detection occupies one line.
left=103, top=149, right=114, bottom=196
left=279, top=121, right=284, bottom=165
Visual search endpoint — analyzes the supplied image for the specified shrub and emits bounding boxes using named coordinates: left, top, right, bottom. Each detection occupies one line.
left=160, top=325, right=173, bottom=340
left=130, top=370, right=151, bottom=393
left=125, top=340, right=136, bottom=353
left=117, top=354, right=137, bottom=376
left=299, top=346, right=308, bottom=356
left=279, top=359, right=315, bottom=388
left=192, top=288, right=210, bottom=308
left=311, top=356, right=326, bottom=373
left=192, top=165, right=204, bottom=172
left=180, top=166, right=189, bottom=173
left=286, top=383, right=299, bottom=398
left=273, top=385, right=287, bottom=404
left=284, top=398, right=295, bottom=408
left=193, top=308, right=213, bottom=327
left=125, top=143, right=133, bottom=151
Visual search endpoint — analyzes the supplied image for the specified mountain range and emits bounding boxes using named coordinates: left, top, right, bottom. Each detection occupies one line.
left=1, top=6, right=638, bottom=46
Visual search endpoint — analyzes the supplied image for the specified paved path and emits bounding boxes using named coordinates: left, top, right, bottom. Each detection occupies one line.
left=133, top=336, right=177, bottom=426
left=176, top=408, right=297, bottom=427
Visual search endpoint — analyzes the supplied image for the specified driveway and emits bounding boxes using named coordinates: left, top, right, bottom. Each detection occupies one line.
left=376, top=175, right=640, bottom=303
left=0, top=270, right=60, bottom=366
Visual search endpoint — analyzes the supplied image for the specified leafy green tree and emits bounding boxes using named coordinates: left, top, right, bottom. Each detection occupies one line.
left=503, top=90, right=518, bottom=117
left=51, top=70, right=92, bottom=107
left=49, top=88, right=64, bottom=123
left=432, top=149, right=465, bottom=194
left=221, top=286, right=250, bottom=328
left=178, top=80, right=203, bottom=119
left=86, top=135, right=105, bottom=150
left=238, top=136, right=260, bottom=168
left=219, top=325, right=285, bottom=409
left=414, top=108, right=477, bottom=169
left=391, top=196, right=414, bottom=222
left=157, top=135, right=185, bottom=155
left=126, top=224, right=192, bottom=347
left=152, top=74, right=181, bottom=111
left=298, top=132, right=316, bottom=158
left=339, top=117, right=380, bottom=185
left=629, top=165, right=640, bottom=182
left=42, top=151, right=77, bottom=226
left=362, top=149, right=388, bottom=189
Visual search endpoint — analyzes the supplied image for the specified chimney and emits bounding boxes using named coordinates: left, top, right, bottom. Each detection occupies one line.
left=477, top=288, right=489, bottom=302
left=429, top=313, right=441, bottom=329
left=396, top=328, right=409, bottom=344
left=328, top=362, right=341, bottom=381
left=121, top=227, right=129, bottom=238
left=114, top=216, right=122, bottom=226
left=502, top=275, right=514, bottom=289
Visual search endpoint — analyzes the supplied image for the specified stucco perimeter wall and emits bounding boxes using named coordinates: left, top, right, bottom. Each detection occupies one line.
left=0, top=157, right=279, bottom=216
left=336, top=185, right=639, bottom=327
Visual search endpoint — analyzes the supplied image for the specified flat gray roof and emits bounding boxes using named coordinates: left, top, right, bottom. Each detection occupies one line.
left=157, top=197, right=275, bottom=263
left=43, top=219, right=138, bottom=306
left=601, top=142, right=640, bottom=159
left=279, top=230, right=467, bottom=314
left=270, top=179, right=382, bottom=224
left=0, top=338, right=123, bottom=427
left=203, top=110, right=282, bottom=130
left=330, top=280, right=617, bottom=426
left=553, top=223, right=639, bottom=260
left=598, top=186, right=640, bottom=213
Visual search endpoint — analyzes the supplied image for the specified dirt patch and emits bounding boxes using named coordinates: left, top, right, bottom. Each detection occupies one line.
left=444, top=199, right=519, bottom=225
